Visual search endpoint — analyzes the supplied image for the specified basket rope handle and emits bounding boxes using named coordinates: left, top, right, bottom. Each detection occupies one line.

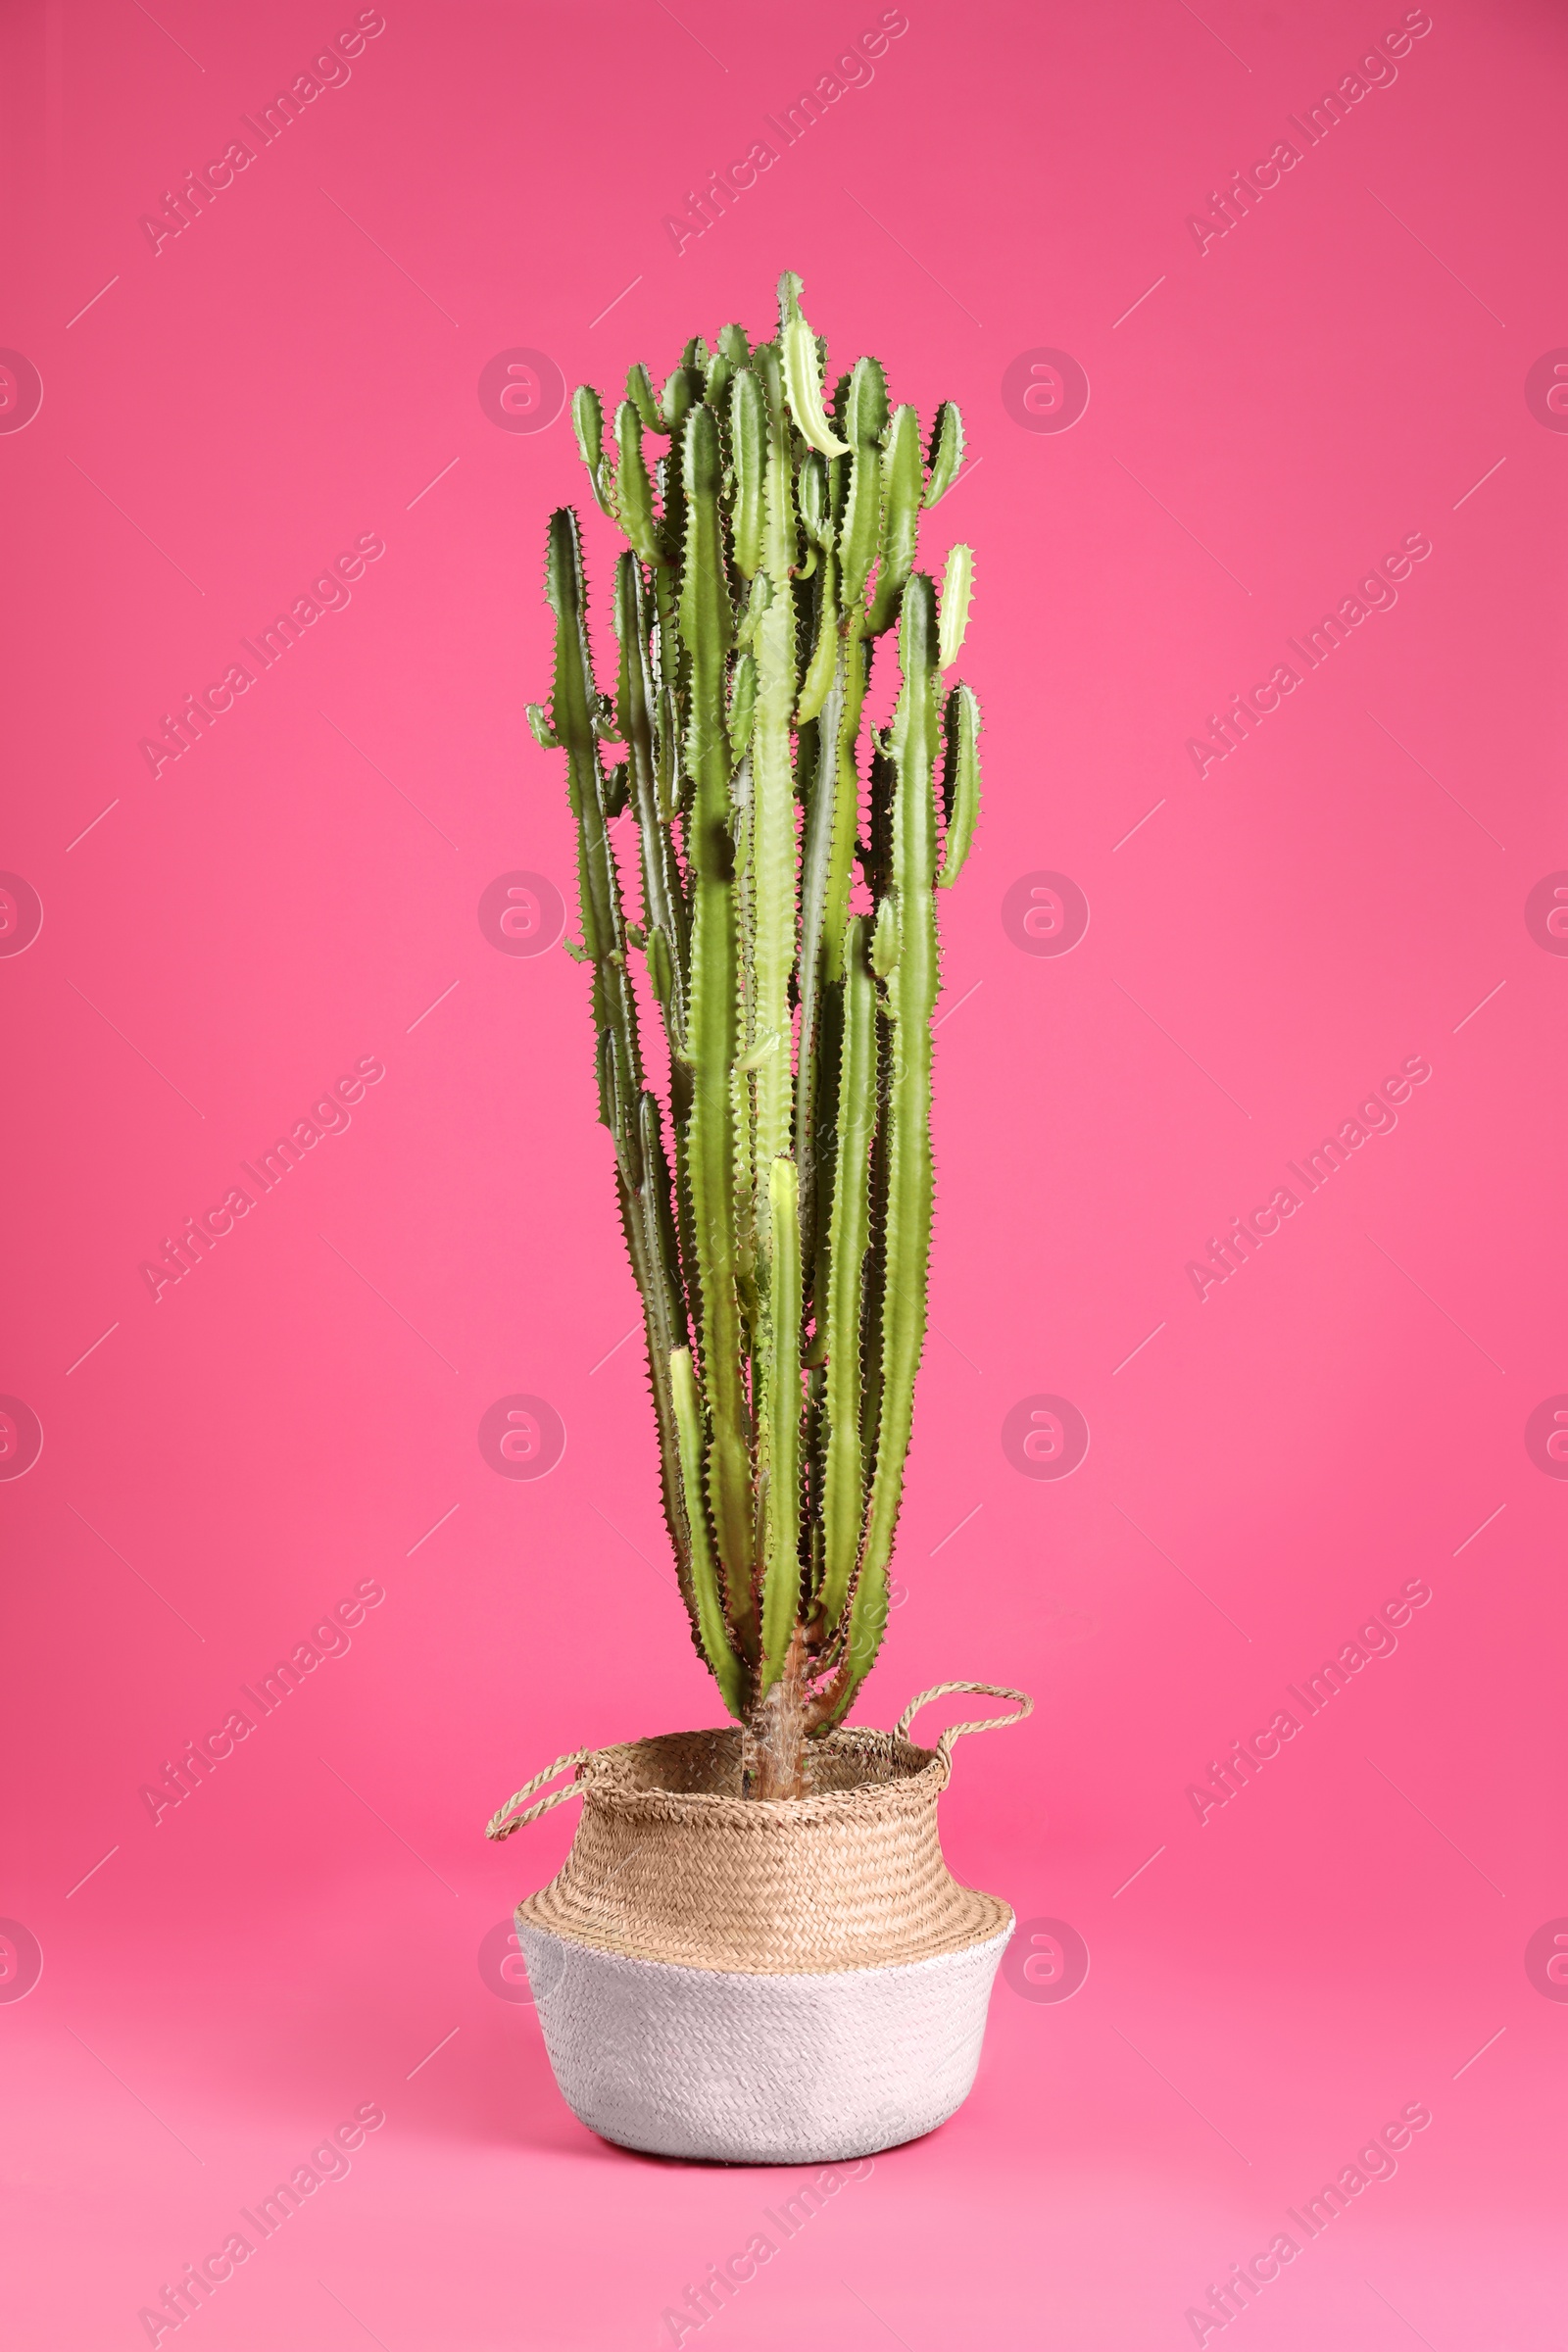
left=484, top=1748, right=592, bottom=1841
left=894, top=1681, right=1033, bottom=1769
left=485, top=1686, right=1030, bottom=1835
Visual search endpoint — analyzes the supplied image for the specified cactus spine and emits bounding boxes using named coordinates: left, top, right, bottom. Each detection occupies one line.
left=532, top=274, right=980, bottom=1797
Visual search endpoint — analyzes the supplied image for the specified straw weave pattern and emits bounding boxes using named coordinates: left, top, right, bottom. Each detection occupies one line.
left=514, top=1726, right=1009, bottom=1975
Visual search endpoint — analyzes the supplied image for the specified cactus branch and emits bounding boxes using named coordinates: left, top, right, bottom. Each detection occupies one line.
left=671, top=1347, right=747, bottom=1716
left=840, top=572, right=942, bottom=1713
left=779, top=270, right=850, bottom=458
left=815, top=917, right=876, bottom=1631
left=748, top=341, right=800, bottom=1232
left=758, top=1154, right=804, bottom=1691
left=938, top=544, right=973, bottom=670
left=939, top=682, right=982, bottom=888
left=924, top=400, right=965, bottom=506
left=678, top=403, right=756, bottom=1644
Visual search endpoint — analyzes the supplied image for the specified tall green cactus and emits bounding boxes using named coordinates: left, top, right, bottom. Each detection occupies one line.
left=530, top=272, right=981, bottom=1797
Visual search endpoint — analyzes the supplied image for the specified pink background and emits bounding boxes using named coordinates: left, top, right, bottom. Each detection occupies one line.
left=3, top=0, right=1565, bottom=2344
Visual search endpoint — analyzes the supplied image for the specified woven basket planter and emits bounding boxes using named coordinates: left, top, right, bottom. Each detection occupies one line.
left=485, top=1682, right=1029, bottom=2164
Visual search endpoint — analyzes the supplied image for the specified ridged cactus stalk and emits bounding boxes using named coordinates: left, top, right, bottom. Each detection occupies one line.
left=529, top=272, right=981, bottom=1798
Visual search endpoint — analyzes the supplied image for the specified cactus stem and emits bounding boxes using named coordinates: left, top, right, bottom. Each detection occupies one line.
left=541, top=282, right=977, bottom=1773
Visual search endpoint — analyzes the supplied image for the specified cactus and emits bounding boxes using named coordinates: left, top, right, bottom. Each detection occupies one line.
left=532, top=273, right=981, bottom=1798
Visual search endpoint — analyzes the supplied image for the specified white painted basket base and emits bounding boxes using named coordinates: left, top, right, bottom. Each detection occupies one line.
left=518, top=1916, right=1013, bottom=2164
